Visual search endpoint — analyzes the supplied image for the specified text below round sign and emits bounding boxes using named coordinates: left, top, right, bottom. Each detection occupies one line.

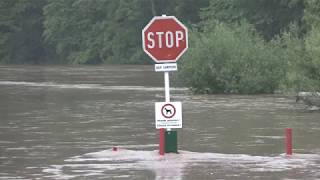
left=161, top=103, right=176, bottom=119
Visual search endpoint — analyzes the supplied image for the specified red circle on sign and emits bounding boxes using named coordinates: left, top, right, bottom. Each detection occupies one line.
left=142, top=16, right=188, bottom=63
left=161, top=103, right=176, bottom=118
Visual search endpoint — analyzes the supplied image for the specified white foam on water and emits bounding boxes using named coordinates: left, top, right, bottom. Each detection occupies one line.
left=253, top=135, right=284, bottom=139
left=0, top=81, right=187, bottom=91
left=43, top=148, right=320, bottom=180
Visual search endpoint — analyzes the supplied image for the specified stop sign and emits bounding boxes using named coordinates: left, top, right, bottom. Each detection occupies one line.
left=142, top=16, right=188, bottom=63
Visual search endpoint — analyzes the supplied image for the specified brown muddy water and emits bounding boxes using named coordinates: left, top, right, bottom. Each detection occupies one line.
left=0, top=65, right=319, bottom=179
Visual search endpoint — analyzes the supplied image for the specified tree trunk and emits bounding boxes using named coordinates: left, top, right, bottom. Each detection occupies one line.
left=149, top=0, right=157, bottom=16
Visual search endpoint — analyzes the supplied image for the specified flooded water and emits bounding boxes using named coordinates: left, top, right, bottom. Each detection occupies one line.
left=0, top=65, right=319, bottom=179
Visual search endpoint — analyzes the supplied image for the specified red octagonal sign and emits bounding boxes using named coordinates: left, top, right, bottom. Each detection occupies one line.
left=142, top=16, right=188, bottom=63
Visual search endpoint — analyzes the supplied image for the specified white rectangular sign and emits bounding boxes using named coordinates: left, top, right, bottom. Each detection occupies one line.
left=155, top=63, right=177, bottom=72
left=155, top=102, right=182, bottom=129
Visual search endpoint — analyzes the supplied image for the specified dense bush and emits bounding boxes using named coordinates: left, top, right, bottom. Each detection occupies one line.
left=178, top=22, right=286, bottom=94
left=303, top=26, right=320, bottom=90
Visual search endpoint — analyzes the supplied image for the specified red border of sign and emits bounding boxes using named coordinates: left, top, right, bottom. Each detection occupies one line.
left=161, top=103, right=176, bottom=118
left=142, top=16, right=188, bottom=63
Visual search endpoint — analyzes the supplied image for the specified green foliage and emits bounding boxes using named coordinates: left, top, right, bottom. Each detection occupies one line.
left=43, top=0, right=149, bottom=64
left=0, top=0, right=46, bottom=64
left=177, top=0, right=320, bottom=94
left=148, top=0, right=208, bottom=24
left=201, top=0, right=305, bottom=39
left=0, top=0, right=320, bottom=94
left=274, top=23, right=310, bottom=92
left=303, top=26, right=320, bottom=90
left=0, top=0, right=208, bottom=65
left=43, top=0, right=206, bottom=64
left=304, top=0, right=320, bottom=27
left=178, top=22, right=286, bottom=94
left=280, top=2, right=320, bottom=93
left=171, top=0, right=209, bottom=25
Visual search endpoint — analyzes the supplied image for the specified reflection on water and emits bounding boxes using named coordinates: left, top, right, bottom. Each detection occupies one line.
left=0, top=65, right=319, bottom=179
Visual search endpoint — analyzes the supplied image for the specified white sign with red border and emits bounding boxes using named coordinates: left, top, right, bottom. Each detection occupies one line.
left=155, top=102, right=182, bottom=129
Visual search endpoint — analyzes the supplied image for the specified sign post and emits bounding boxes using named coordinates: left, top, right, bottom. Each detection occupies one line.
left=142, top=15, right=188, bottom=155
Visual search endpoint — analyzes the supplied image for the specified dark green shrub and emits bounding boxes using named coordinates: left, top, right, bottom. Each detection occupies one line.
left=178, top=22, right=286, bottom=94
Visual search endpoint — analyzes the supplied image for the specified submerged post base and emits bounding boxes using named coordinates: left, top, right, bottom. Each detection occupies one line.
left=285, top=128, right=293, bottom=155
left=165, top=130, right=178, bottom=153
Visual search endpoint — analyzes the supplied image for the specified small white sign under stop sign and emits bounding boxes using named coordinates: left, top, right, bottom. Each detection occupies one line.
left=155, top=102, right=182, bottom=129
left=155, top=63, right=177, bottom=72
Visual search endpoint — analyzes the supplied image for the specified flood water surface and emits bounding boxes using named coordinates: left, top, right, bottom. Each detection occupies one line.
left=0, top=65, right=319, bottom=179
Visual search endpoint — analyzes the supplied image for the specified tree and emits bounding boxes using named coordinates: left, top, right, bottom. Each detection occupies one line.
left=302, top=0, right=320, bottom=91
left=304, top=0, right=320, bottom=28
left=0, top=0, right=47, bottom=64
left=44, top=0, right=156, bottom=64
left=201, top=0, right=305, bottom=39
left=149, top=0, right=209, bottom=25
left=303, top=27, right=320, bottom=90
left=43, top=0, right=208, bottom=64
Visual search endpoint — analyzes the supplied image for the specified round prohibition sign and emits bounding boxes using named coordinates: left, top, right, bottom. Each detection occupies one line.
left=161, top=103, right=176, bottom=119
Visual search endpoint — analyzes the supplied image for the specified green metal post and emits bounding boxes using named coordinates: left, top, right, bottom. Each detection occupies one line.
left=165, top=130, right=178, bottom=153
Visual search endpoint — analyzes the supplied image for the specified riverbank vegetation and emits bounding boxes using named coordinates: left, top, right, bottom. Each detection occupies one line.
left=179, top=0, right=320, bottom=94
left=0, top=0, right=319, bottom=93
